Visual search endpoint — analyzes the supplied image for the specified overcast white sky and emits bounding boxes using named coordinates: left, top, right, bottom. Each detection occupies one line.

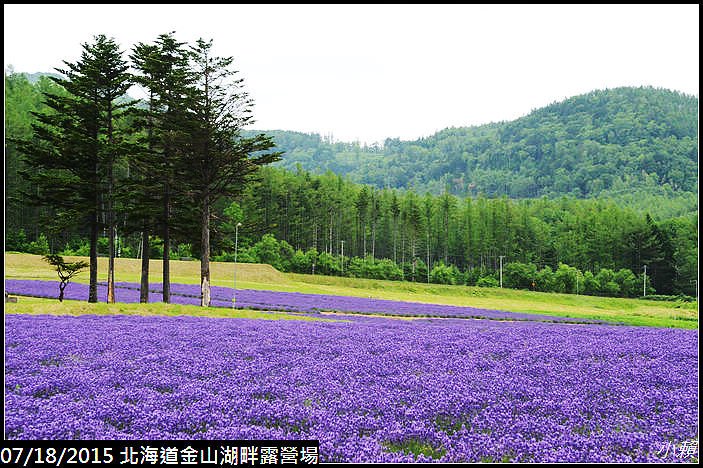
left=4, top=4, right=699, bottom=145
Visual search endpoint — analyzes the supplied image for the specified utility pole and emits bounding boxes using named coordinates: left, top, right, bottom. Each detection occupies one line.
left=499, top=255, right=505, bottom=288
left=643, top=265, right=647, bottom=297
left=340, top=240, right=344, bottom=275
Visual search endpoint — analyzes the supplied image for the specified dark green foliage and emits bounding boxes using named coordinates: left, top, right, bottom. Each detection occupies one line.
left=429, top=262, right=462, bottom=285
left=477, top=275, right=499, bottom=288
left=553, top=263, right=579, bottom=294
left=12, top=35, right=133, bottom=303
left=184, top=37, right=281, bottom=306
left=503, top=262, right=538, bottom=290
left=204, top=165, right=697, bottom=297
left=347, top=257, right=404, bottom=281
left=582, top=271, right=600, bottom=296
left=129, top=32, right=196, bottom=303
left=4, top=72, right=59, bottom=241
left=26, top=234, right=51, bottom=256
left=594, top=268, right=622, bottom=297
left=251, top=86, right=698, bottom=217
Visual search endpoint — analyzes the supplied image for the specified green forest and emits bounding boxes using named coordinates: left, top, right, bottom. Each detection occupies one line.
left=260, top=87, right=698, bottom=219
left=4, top=57, right=699, bottom=299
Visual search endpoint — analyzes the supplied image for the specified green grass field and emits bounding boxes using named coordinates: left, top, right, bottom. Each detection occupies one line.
left=4, top=296, right=336, bottom=322
left=5, top=253, right=698, bottom=328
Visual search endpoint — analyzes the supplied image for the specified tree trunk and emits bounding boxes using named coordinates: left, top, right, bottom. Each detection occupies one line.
left=59, top=282, right=66, bottom=302
left=393, top=217, right=397, bottom=264
left=163, top=180, right=171, bottom=303
left=140, top=227, right=150, bottom=303
left=401, top=230, right=405, bottom=266
left=444, top=214, right=449, bottom=265
left=107, top=213, right=115, bottom=303
left=142, top=98, right=154, bottom=305
left=200, top=196, right=211, bottom=307
left=329, top=212, right=333, bottom=255
left=107, top=107, right=116, bottom=304
left=89, top=208, right=98, bottom=303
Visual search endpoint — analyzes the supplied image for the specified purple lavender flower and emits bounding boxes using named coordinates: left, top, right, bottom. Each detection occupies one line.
left=4, top=279, right=601, bottom=323
left=5, top=314, right=698, bottom=463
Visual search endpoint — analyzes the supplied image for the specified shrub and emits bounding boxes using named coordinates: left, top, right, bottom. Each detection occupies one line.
left=6, top=229, right=28, bottom=251
left=316, top=252, right=341, bottom=276
left=252, top=234, right=282, bottom=269
left=477, top=275, right=499, bottom=288
left=176, top=243, right=193, bottom=259
left=554, top=263, right=579, bottom=294
left=601, top=281, right=621, bottom=297
left=290, top=249, right=311, bottom=273
left=402, top=259, right=428, bottom=282
left=465, top=268, right=482, bottom=286
left=430, top=262, right=460, bottom=285
left=614, top=268, right=638, bottom=297
left=503, top=262, right=537, bottom=289
left=26, top=234, right=50, bottom=255
left=595, top=268, right=620, bottom=296
left=582, top=271, right=600, bottom=296
left=535, top=266, right=555, bottom=292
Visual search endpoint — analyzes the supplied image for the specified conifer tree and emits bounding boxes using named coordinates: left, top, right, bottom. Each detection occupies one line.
left=185, top=38, right=280, bottom=307
left=129, top=32, right=194, bottom=303
left=16, top=35, right=132, bottom=303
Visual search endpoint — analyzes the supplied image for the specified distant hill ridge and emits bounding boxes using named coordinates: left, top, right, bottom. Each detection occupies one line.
left=248, top=86, right=698, bottom=200
left=23, top=71, right=63, bottom=83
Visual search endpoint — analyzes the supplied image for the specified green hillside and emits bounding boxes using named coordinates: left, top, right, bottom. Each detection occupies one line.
left=254, top=86, right=698, bottom=216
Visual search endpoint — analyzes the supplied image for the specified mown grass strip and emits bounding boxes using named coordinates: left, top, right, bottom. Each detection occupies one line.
left=4, top=296, right=339, bottom=322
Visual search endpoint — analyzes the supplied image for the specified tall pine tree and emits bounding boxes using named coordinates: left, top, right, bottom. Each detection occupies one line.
left=185, top=38, right=280, bottom=307
left=129, top=32, right=194, bottom=303
left=16, top=35, right=132, bottom=303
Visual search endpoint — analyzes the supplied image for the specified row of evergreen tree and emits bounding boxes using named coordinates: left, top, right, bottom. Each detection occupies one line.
left=216, top=234, right=657, bottom=298
left=9, top=230, right=657, bottom=299
left=231, top=167, right=696, bottom=297
left=7, top=162, right=696, bottom=297
left=7, top=33, right=279, bottom=305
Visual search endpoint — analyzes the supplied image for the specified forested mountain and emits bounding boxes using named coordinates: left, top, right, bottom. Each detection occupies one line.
left=251, top=87, right=698, bottom=216
left=5, top=72, right=699, bottom=297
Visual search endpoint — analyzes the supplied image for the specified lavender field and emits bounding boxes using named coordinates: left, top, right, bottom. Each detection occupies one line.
left=5, top=312, right=698, bottom=462
left=5, top=279, right=601, bottom=323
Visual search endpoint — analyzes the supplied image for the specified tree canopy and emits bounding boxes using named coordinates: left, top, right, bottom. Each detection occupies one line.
left=253, top=86, right=698, bottom=218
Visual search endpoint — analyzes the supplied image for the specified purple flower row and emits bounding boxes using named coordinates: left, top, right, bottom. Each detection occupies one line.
left=5, top=314, right=698, bottom=462
left=4, top=279, right=601, bottom=324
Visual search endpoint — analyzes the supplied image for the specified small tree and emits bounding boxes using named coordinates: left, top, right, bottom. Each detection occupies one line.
left=554, top=263, right=579, bottom=293
left=43, top=254, right=89, bottom=302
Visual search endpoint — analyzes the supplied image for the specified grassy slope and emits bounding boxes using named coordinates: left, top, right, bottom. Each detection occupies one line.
left=5, top=253, right=698, bottom=328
